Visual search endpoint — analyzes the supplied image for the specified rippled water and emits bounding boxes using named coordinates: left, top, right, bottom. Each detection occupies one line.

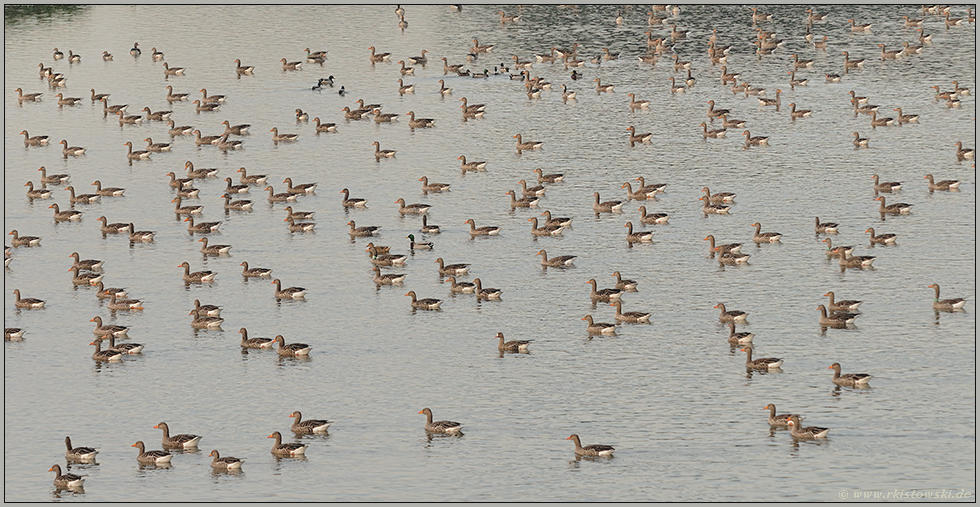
left=4, top=4, right=976, bottom=502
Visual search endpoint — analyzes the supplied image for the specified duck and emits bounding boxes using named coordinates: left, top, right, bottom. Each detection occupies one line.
left=128, top=224, right=155, bottom=243
left=280, top=58, right=302, bottom=70
left=272, top=279, right=307, bottom=299
left=64, top=436, right=98, bottom=461
left=566, top=434, right=614, bottom=457
left=786, top=415, right=830, bottom=439
left=609, top=300, right=651, bottom=323
left=763, top=404, right=801, bottom=428
left=592, top=192, right=624, bottom=214
left=49, top=203, right=82, bottom=221
left=238, top=328, right=274, bottom=349
left=222, top=194, right=252, bottom=210
left=853, top=132, right=869, bottom=148
left=540, top=210, right=573, bottom=228
left=582, top=315, right=617, bottom=335
left=24, top=181, right=52, bottom=199
left=164, top=85, right=188, bottom=102
left=741, top=347, right=783, bottom=369
left=270, top=127, right=299, bottom=142
left=923, top=174, right=960, bottom=191
left=419, top=216, right=441, bottom=234
left=209, top=450, right=244, bottom=469
left=473, top=278, right=502, bottom=300
left=265, top=186, right=298, bottom=203
left=405, top=291, right=442, bottom=310
left=178, top=261, right=216, bottom=283
left=528, top=217, right=564, bottom=236
left=817, top=304, right=858, bottom=326
left=594, top=78, right=615, bottom=93
left=268, top=431, right=308, bottom=456
left=373, top=141, right=397, bottom=159
left=234, top=59, right=254, bottom=75
left=48, top=465, right=84, bottom=490
left=837, top=251, right=876, bottom=269
left=726, top=321, right=754, bottom=344
left=162, top=62, right=185, bottom=75
left=69, top=266, right=103, bottom=285
left=464, top=218, right=500, bottom=236
left=93, top=283, right=128, bottom=300
left=89, top=337, right=122, bottom=361
left=537, top=249, right=576, bottom=267
left=865, top=227, right=897, bottom=245
left=496, top=332, right=531, bottom=353
left=875, top=196, right=912, bottom=215
left=929, top=283, right=967, bottom=311
left=313, top=117, right=337, bottom=133
left=715, top=303, right=747, bottom=323
left=347, top=220, right=380, bottom=237
left=288, top=411, right=331, bottom=434
left=406, top=234, right=432, bottom=250
left=624, top=222, right=654, bottom=243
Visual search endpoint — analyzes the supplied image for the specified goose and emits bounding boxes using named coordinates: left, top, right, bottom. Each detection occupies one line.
left=923, top=174, right=960, bottom=191
left=15, top=88, right=43, bottom=102
left=19, top=130, right=50, bottom=146
left=719, top=67, right=741, bottom=85
left=791, top=54, right=813, bottom=68
left=406, top=234, right=432, bottom=250
left=751, top=222, right=782, bottom=243
left=902, top=42, right=924, bottom=56
left=764, top=404, right=801, bottom=428
left=726, top=321, right=754, bottom=344
left=55, top=93, right=82, bottom=106
left=193, top=100, right=220, bottom=113
left=162, top=62, right=185, bottom=75
left=418, top=408, right=462, bottom=435
left=435, top=258, right=469, bottom=276
left=420, top=215, right=441, bottom=234
left=700, top=122, right=727, bottom=139
left=473, top=278, right=502, bottom=300
left=234, top=59, right=254, bottom=75
left=5, top=328, right=26, bottom=340
left=513, top=133, right=544, bottom=153
left=49, top=203, right=82, bottom=221
left=669, top=24, right=689, bottom=40
left=718, top=250, right=751, bottom=264
left=750, top=6, right=772, bottom=21
left=902, top=15, right=924, bottom=27
left=192, top=130, right=221, bottom=146
left=281, top=178, right=316, bottom=195
left=270, top=127, right=298, bottom=142
left=865, top=227, right=897, bottom=245
left=464, top=218, right=500, bottom=236
left=171, top=196, right=203, bottom=215
left=239, top=261, right=272, bottom=278
left=952, top=80, right=970, bottom=96
left=24, top=181, right=52, bottom=199
left=154, top=422, right=202, bottom=449
left=715, top=303, right=747, bottom=323
left=821, top=238, right=854, bottom=259
left=339, top=188, right=367, bottom=208
left=875, top=196, right=912, bottom=215
left=786, top=415, right=830, bottom=439
left=178, top=261, right=215, bottom=283
left=164, top=85, right=188, bottom=102
left=405, top=291, right=442, bottom=310
left=395, top=198, right=431, bottom=214
left=409, top=50, right=429, bottom=64
left=460, top=105, right=485, bottom=120
left=592, top=192, right=624, bottom=213
left=505, top=189, right=540, bottom=208
left=406, top=111, right=435, bottom=129
left=52, top=47, right=65, bottom=60
left=704, top=235, right=742, bottom=255
left=566, top=434, right=614, bottom=457
left=582, top=315, right=617, bottom=335
left=440, top=57, right=464, bottom=75
left=416, top=176, right=449, bottom=194
left=825, top=73, right=842, bottom=83
left=637, top=206, right=668, bottom=225
left=128, top=223, right=155, bottom=242
left=955, top=142, right=974, bottom=161
left=437, top=79, right=452, bottom=95
left=192, top=299, right=222, bottom=317
left=537, top=249, right=576, bottom=267
left=48, top=465, right=84, bottom=490
left=533, top=168, right=563, bottom=183
left=879, top=43, right=903, bottom=60
left=11, top=289, right=43, bottom=308
left=758, top=89, right=782, bottom=107
left=280, top=58, right=302, bottom=70
left=165, top=120, right=193, bottom=137
left=944, top=11, right=964, bottom=27
left=701, top=187, right=735, bottom=204
left=496, top=332, right=531, bottom=353
left=814, top=217, right=839, bottom=234
left=61, top=186, right=98, bottom=205
left=268, top=431, right=308, bottom=456
left=184, top=216, right=221, bottom=234
left=742, top=130, right=769, bottom=146
left=848, top=18, right=872, bottom=31
left=817, top=304, right=858, bottom=326
left=89, top=180, right=124, bottom=197
left=272, top=280, right=307, bottom=299
left=612, top=272, right=638, bottom=291
left=610, top=300, right=652, bottom=323
left=842, top=51, right=865, bottom=70
left=667, top=77, right=685, bottom=94
left=789, top=103, right=812, bottom=118
left=594, top=78, right=615, bottom=93
left=626, top=126, right=653, bottom=146
left=141, top=107, right=172, bottom=121
left=706, top=100, right=730, bottom=119
left=929, top=283, right=967, bottom=311
left=142, top=137, right=172, bottom=152
left=373, top=141, right=397, bottom=159
left=69, top=266, right=103, bottom=285
left=539, top=210, right=572, bottom=229
left=266, top=186, right=298, bottom=202
left=47, top=73, right=68, bottom=87
left=700, top=195, right=731, bottom=214
left=368, top=46, right=390, bottom=63
left=373, top=265, right=407, bottom=285
left=812, top=36, right=829, bottom=50
left=371, top=108, right=399, bottom=124
left=288, top=411, right=331, bottom=434
left=347, top=220, right=379, bottom=237
left=219, top=120, right=250, bottom=136
left=741, top=347, right=783, bottom=369
left=236, top=167, right=267, bottom=185
left=61, top=140, right=86, bottom=157
left=209, top=450, right=244, bottom=469
left=624, top=222, right=654, bottom=242
left=285, top=217, right=315, bottom=232
left=871, top=174, right=902, bottom=193
left=38, top=62, right=53, bottom=77
left=824, top=291, right=863, bottom=312
left=718, top=114, right=746, bottom=128
left=310, top=117, right=337, bottom=134
left=837, top=251, right=876, bottom=269
left=852, top=132, right=869, bottom=148
left=64, top=436, right=98, bottom=461
left=89, top=337, right=123, bottom=361
left=281, top=207, right=313, bottom=221
left=222, top=194, right=253, bottom=210
left=587, top=278, right=623, bottom=301
left=633, top=176, right=666, bottom=196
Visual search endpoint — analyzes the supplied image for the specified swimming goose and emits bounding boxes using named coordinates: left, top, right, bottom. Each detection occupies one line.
left=842, top=51, right=865, bottom=70
left=757, top=89, right=782, bottom=107
left=432, top=258, right=468, bottom=276
left=394, top=198, right=431, bottom=215
left=505, top=189, right=540, bottom=208
left=700, top=196, right=732, bottom=214
left=852, top=132, right=869, bottom=148
left=280, top=58, right=302, bottom=70
left=765, top=404, right=802, bottom=428
left=814, top=217, right=839, bottom=234
left=48, top=465, right=84, bottom=490
left=582, top=315, right=617, bottom=335
left=69, top=266, right=103, bottom=285
left=190, top=300, right=221, bottom=318
left=632, top=206, right=667, bottom=226
left=528, top=217, right=564, bottom=236
left=821, top=238, right=853, bottom=259
left=268, top=431, right=308, bottom=456
left=234, top=167, right=267, bottom=185
left=140, top=107, right=172, bottom=122
left=190, top=313, right=223, bottom=329
left=594, top=78, right=615, bottom=93
left=952, top=80, right=970, bottom=96
left=742, top=130, right=769, bottom=146
left=289, top=411, right=331, bottom=434
left=668, top=77, right=685, bottom=94
left=171, top=196, right=203, bottom=215
left=704, top=235, right=742, bottom=256
left=611, top=272, right=638, bottom=291
left=706, top=100, right=731, bottom=119
left=88, top=180, right=124, bottom=197
left=406, top=111, right=435, bottom=129
left=64, top=436, right=98, bottom=462
left=271, top=127, right=299, bottom=142
left=750, top=6, right=772, bottom=21
left=408, top=50, right=429, bottom=64
left=265, top=186, right=298, bottom=202
left=405, top=291, right=442, bottom=310
left=20, top=130, right=50, bottom=146
left=417, top=408, right=462, bottom=435
left=93, top=283, right=127, bottom=300
left=11, top=289, right=42, bottom=310
left=128, top=223, right=155, bottom=242
left=566, top=434, right=614, bottom=457
left=64, top=185, right=99, bottom=204
left=191, top=130, right=220, bottom=146
left=164, top=85, right=188, bottom=103
left=725, top=321, right=754, bottom=344
left=234, top=59, right=254, bottom=75
left=823, top=291, right=862, bottom=312
left=751, top=222, right=782, bottom=243
left=312, top=117, right=337, bottom=133
left=15, top=88, right=43, bottom=102
left=718, top=114, right=746, bottom=129
left=373, top=141, right=397, bottom=159
left=55, top=93, right=82, bottom=106
left=347, top=221, right=379, bottom=237
left=373, top=265, right=407, bottom=285
left=162, top=62, right=185, bottom=75
left=624, top=222, right=654, bottom=243
left=944, top=11, right=964, bottom=27
left=537, top=249, right=576, bottom=267
left=625, top=126, right=653, bottom=146
left=955, top=142, right=974, bottom=161
left=416, top=176, right=450, bottom=194
left=5, top=327, right=26, bottom=340
left=929, top=283, right=966, bottom=311
left=875, top=196, right=912, bottom=215
left=473, top=278, right=502, bottom=300
left=178, top=261, right=215, bottom=283
left=141, top=137, right=172, bottom=153
left=193, top=100, right=220, bottom=113
left=90, top=337, right=123, bottom=361
left=789, top=103, right=812, bottom=119
left=592, top=192, right=624, bottom=213
left=184, top=216, right=221, bottom=234
left=25, top=181, right=52, bottom=199
left=818, top=304, right=858, bottom=326
left=700, top=122, right=727, bottom=139
left=368, top=46, right=390, bottom=63
left=865, top=227, right=897, bottom=245
left=871, top=174, right=902, bottom=193
left=741, top=347, right=783, bottom=369
left=464, top=218, right=499, bottom=236
left=166, top=120, right=193, bottom=137
left=610, top=300, right=652, bottom=323
left=222, top=193, right=252, bottom=210
left=496, top=332, right=531, bottom=353
left=786, top=415, right=830, bottom=439
left=848, top=18, right=872, bottom=31
left=154, top=422, right=202, bottom=449
left=812, top=36, right=829, bottom=50
left=61, top=140, right=86, bottom=157
left=49, top=203, right=82, bottom=221
left=285, top=216, right=315, bottom=232
left=96, top=216, right=132, bottom=234
left=272, top=280, right=307, bottom=299
left=209, top=450, right=244, bottom=469
left=218, top=120, right=250, bottom=136
left=280, top=178, right=316, bottom=195
left=715, top=303, right=747, bottom=323
left=587, top=279, right=623, bottom=301
left=923, top=174, right=960, bottom=191
left=238, top=261, right=272, bottom=279
left=837, top=251, right=876, bottom=269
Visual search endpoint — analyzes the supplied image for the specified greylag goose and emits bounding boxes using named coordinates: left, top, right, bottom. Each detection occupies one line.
left=788, top=70, right=808, bottom=88
left=405, top=291, right=442, bottom=310
left=437, top=79, right=452, bottom=95
left=634, top=177, right=667, bottom=196
left=817, top=304, right=858, bottom=326
left=406, top=111, right=435, bottom=129
left=825, top=73, right=842, bottom=83
left=199, top=88, right=225, bottom=104
left=742, top=130, right=769, bottom=146
left=612, top=272, right=638, bottom=291
left=49, top=203, right=82, bottom=221
left=464, top=219, right=500, bottom=236
left=154, top=422, right=202, bottom=449
left=373, top=265, right=407, bottom=285
left=750, top=7, right=772, bottom=21
left=268, top=431, right=308, bottom=456
left=342, top=106, right=369, bottom=120
left=789, top=103, right=812, bottom=119
left=506, top=190, right=540, bottom=208
left=702, top=187, right=735, bottom=203
left=626, top=126, right=653, bottom=146
left=419, top=408, right=462, bottom=434
left=185, top=216, right=221, bottom=234
left=5, top=328, right=26, bottom=340
left=924, top=174, right=960, bottom=191
left=397, top=60, right=414, bottom=75
left=537, top=249, right=576, bottom=267
left=741, top=347, right=783, bottom=369
left=395, top=198, right=431, bottom=214
left=420, top=216, right=441, bottom=234
left=533, top=168, right=564, bottom=183
left=869, top=111, right=895, bottom=128
left=842, top=51, right=865, bottom=70
left=752, top=222, right=782, bottom=243
left=313, top=117, right=337, bottom=133
left=193, top=100, right=220, bottom=113
left=216, top=135, right=242, bottom=151
left=70, top=266, right=103, bottom=285
left=178, top=261, right=215, bottom=283
left=891, top=107, right=919, bottom=125
left=764, top=404, right=800, bottom=428
left=372, top=109, right=399, bottom=123
left=305, top=48, right=328, bottom=63
left=347, top=221, right=379, bottom=237
left=91, top=180, right=125, bottom=197
left=237, top=167, right=267, bottom=185
left=282, top=178, right=316, bottom=194
left=283, top=207, right=313, bottom=221
left=266, top=186, right=298, bottom=202
left=219, top=177, right=249, bottom=195
left=280, top=58, right=302, bottom=70
left=65, top=436, right=98, bottom=461
left=929, top=284, right=966, bottom=311
left=340, top=189, right=367, bottom=208
left=222, top=194, right=253, bottom=210
left=718, top=250, right=751, bottom=264
left=594, top=78, right=615, bottom=93
left=561, top=84, right=577, bottom=102
left=460, top=105, right=485, bottom=119
left=610, top=300, right=651, bottom=323
left=496, top=332, right=531, bottom=352
left=837, top=251, right=876, bottom=269
left=865, top=227, right=897, bottom=245
left=700, top=196, right=731, bottom=214
left=148, top=47, right=163, bottom=60
left=441, top=58, right=464, bottom=75
left=419, top=176, right=450, bottom=193
left=829, top=363, right=871, bottom=386
left=719, top=67, right=740, bottom=85
left=272, top=335, right=311, bottom=356
left=875, top=196, right=912, bottom=215
left=272, top=279, right=307, bottom=299
left=61, top=140, right=86, bottom=158
left=8, top=230, right=41, bottom=247
left=757, top=89, right=782, bottom=107
left=240, top=261, right=272, bottom=278
left=952, top=80, right=970, bottom=96
left=65, top=185, right=99, bottom=204
left=289, top=411, right=331, bottom=433
left=234, top=59, right=254, bottom=75
left=166, top=120, right=194, bottom=136
left=457, top=155, right=487, bottom=173
left=189, top=307, right=223, bottom=326
left=566, top=434, right=614, bottom=457
left=192, top=130, right=220, bottom=146
left=715, top=303, right=747, bottom=323
left=409, top=49, right=429, bottom=63
left=955, top=142, right=974, bottom=161
left=499, top=10, right=519, bottom=23
left=727, top=321, right=754, bottom=344
left=406, top=234, right=432, bottom=250
left=285, top=217, right=315, bottom=232
left=627, top=93, right=650, bottom=109
left=93, top=283, right=127, bottom=300
left=824, top=292, right=862, bottom=312
left=528, top=217, right=564, bottom=236
left=270, top=127, right=298, bottom=142
left=97, top=216, right=129, bottom=235
left=624, top=222, right=654, bottom=243
left=705, top=235, right=743, bottom=255
left=541, top=210, right=572, bottom=228
left=128, top=223, right=155, bottom=242
left=89, top=338, right=122, bottom=361
left=592, top=192, right=624, bottom=213
left=141, top=107, right=172, bottom=121
left=162, top=62, right=185, bottom=75
left=49, top=465, right=84, bottom=490
left=582, top=315, right=617, bottom=335
left=55, top=93, right=82, bottom=106
left=811, top=217, right=841, bottom=234
left=15, top=88, right=43, bottom=102
left=700, top=122, right=727, bottom=139
left=209, top=450, right=244, bottom=469
left=20, top=130, right=50, bottom=146
left=786, top=415, right=830, bottom=439
left=69, top=251, right=103, bottom=271
left=368, top=46, right=390, bottom=63
left=435, top=258, right=470, bottom=275
left=871, top=174, right=901, bottom=193
left=192, top=299, right=221, bottom=317
left=473, top=278, right=502, bottom=300
left=853, top=132, right=869, bottom=148
left=219, top=120, right=250, bottom=136
left=848, top=18, right=872, bottom=31
left=164, top=85, right=188, bottom=102
left=637, top=206, right=668, bottom=225
left=129, top=42, right=141, bottom=57
left=239, top=328, right=274, bottom=349
left=514, top=134, right=544, bottom=153
left=373, top=141, right=396, bottom=159
left=172, top=196, right=203, bottom=215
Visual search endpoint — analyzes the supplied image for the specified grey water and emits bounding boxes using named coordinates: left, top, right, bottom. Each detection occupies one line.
left=4, top=4, right=975, bottom=502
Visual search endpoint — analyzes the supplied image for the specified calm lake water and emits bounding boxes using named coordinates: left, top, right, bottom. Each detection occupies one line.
left=4, top=4, right=975, bottom=502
